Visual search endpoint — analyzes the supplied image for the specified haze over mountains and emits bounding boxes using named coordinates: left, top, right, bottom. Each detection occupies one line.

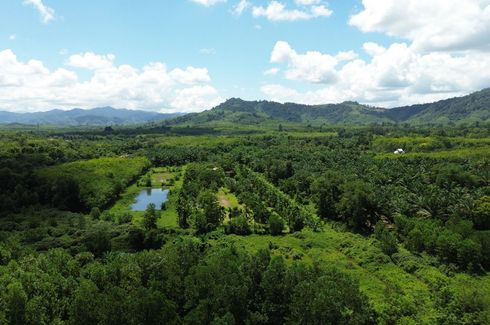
left=0, top=88, right=489, bottom=126
left=0, top=107, right=181, bottom=126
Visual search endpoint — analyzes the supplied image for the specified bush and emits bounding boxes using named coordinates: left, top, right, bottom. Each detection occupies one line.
left=226, top=216, right=251, bottom=235
left=269, top=213, right=285, bottom=236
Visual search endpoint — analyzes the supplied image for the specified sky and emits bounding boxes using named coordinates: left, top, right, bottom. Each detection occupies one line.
left=1, top=0, right=490, bottom=113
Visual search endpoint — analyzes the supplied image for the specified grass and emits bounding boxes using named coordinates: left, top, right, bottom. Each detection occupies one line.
left=217, top=187, right=241, bottom=209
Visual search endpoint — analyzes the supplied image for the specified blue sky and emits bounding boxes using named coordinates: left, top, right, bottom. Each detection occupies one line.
left=1, top=0, right=489, bottom=112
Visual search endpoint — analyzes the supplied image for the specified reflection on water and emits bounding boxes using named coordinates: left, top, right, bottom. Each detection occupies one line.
left=131, top=188, right=169, bottom=211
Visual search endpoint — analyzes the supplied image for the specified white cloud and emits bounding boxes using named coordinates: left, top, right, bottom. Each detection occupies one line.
left=8, top=35, right=16, bottom=41
left=23, top=0, right=55, bottom=24
left=270, top=41, right=356, bottom=84
left=169, top=67, right=211, bottom=84
left=350, top=0, right=490, bottom=52
left=263, top=42, right=490, bottom=107
left=66, top=52, right=115, bottom=70
left=0, top=49, right=222, bottom=113
left=233, top=0, right=250, bottom=15
left=171, top=85, right=224, bottom=111
left=252, top=1, right=332, bottom=21
left=191, top=0, right=227, bottom=7
left=264, top=68, right=280, bottom=76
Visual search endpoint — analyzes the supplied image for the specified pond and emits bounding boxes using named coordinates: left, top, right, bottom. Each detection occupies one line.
left=131, top=188, right=169, bottom=211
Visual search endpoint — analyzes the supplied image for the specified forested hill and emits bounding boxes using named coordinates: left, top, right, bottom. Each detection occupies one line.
left=0, top=107, right=181, bottom=126
left=385, top=88, right=490, bottom=124
left=169, top=88, right=490, bottom=126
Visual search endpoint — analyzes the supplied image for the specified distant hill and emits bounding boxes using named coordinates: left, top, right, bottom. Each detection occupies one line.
left=385, top=88, right=490, bottom=124
left=168, top=88, right=490, bottom=126
left=0, top=107, right=182, bottom=126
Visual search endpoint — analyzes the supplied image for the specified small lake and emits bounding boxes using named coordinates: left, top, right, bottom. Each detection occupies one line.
left=131, top=188, right=169, bottom=211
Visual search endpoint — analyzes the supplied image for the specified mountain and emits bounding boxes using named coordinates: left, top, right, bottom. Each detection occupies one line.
left=169, top=99, right=391, bottom=126
left=0, top=107, right=183, bottom=126
left=168, top=88, right=490, bottom=126
left=385, top=88, right=490, bottom=124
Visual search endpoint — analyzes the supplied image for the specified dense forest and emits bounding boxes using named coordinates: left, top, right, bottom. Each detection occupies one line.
left=0, top=121, right=489, bottom=324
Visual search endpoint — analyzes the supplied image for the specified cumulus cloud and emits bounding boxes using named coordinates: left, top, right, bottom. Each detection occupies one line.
left=349, top=0, right=490, bottom=52
left=23, top=0, right=55, bottom=24
left=252, top=1, right=332, bottom=21
left=66, top=52, right=115, bottom=70
left=9, top=35, right=16, bottom=41
left=171, top=85, right=223, bottom=111
left=191, top=0, right=227, bottom=7
left=264, top=1, right=490, bottom=106
left=0, top=49, right=222, bottom=113
left=270, top=41, right=356, bottom=83
left=169, top=67, right=211, bottom=84
left=263, top=42, right=490, bottom=107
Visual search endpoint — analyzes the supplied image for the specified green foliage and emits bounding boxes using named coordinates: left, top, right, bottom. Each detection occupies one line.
left=226, top=215, right=252, bottom=235
left=269, top=212, right=285, bottom=236
left=37, top=157, right=150, bottom=211
left=473, top=196, right=490, bottom=230
left=90, top=207, right=101, bottom=220
left=336, top=181, right=379, bottom=230
left=311, top=170, right=343, bottom=220
left=374, top=221, right=398, bottom=257
left=143, top=203, right=159, bottom=230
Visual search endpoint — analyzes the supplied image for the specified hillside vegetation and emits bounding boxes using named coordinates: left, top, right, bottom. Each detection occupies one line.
left=168, top=88, right=490, bottom=127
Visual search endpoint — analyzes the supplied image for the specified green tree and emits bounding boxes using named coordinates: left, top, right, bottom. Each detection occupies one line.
left=260, top=256, right=290, bottom=324
left=196, top=191, right=224, bottom=232
left=269, top=212, right=285, bottom=235
left=226, top=215, right=252, bottom=235
left=143, top=203, right=159, bottom=230
left=70, top=279, right=100, bottom=324
left=90, top=207, right=101, bottom=220
left=374, top=221, right=398, bottom=256
left=289, top=269, right=373, bottom=324
left=7, top=282, right=27, bottom=325
left=311, top=171, right=343, bottom=220
left=473, top=196, right=490, bottom=230
left=336, top=181, right=379, bottom=230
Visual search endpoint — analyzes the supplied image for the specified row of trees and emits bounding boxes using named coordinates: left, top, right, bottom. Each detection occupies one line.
left=177, top=164, right=225, bottom=233
left=232, top=167, right=308, bottom=233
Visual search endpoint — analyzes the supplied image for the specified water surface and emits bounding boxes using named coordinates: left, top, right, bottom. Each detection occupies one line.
left=131, top=188, right=169, bottom=211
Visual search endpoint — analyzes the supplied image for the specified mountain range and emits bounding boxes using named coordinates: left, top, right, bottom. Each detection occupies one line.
left=169, top=88, right=490, bottom=126
left=0, top=107, right=181, bottom=126
left=0, top=88, right=489, bottom=126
